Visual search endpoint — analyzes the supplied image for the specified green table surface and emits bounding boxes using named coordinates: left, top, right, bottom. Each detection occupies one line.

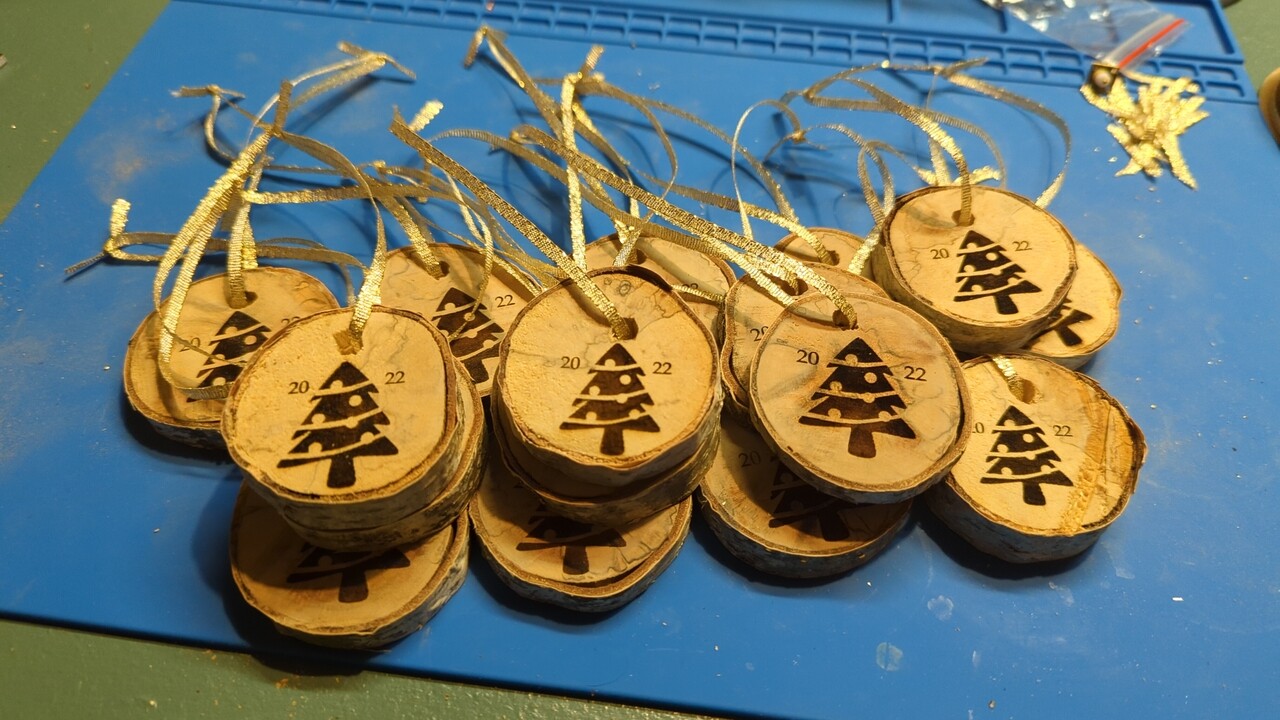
left=1, top=1, right=1276, bottom=717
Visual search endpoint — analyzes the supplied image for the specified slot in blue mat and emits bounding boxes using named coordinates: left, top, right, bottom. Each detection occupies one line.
left=2, top=1, right=1278, bottom=718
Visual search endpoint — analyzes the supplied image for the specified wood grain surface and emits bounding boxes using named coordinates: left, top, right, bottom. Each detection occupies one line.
left=876, top=186, right=1077, bottom=353
left=123, top=267, right=338, bottom=445
left=495, top=267, right=720, bottom=485
left=1022, top=241, right=1122, bottom=368
left=723, top=262, right=887, bottom=411
left=750, top=293, right=970, bottom=503
left=380, top=244, right=537, bottom=396
left=926, top=354, right=1145, bottom=562
left=470, top=455, right=692, bottom=612
left=775, top=227, right=869, bottom=272
left=584, top=233, right=735, bottom=343
left=230, top=484, right=469, bottom=648
left=698, top=415, right=911, bottom=578
left=225, top=306, right=461, bottom=528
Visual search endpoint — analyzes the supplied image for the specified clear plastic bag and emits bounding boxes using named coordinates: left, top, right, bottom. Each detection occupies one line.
left=981, top=0, right=1189, bottom=73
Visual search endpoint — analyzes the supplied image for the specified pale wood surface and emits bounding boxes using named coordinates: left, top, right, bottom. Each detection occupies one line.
left=225, top=306, right=460, bottom=527
left=723, top=263, right=887, bottom=409
left=123, top=311, right=224, bottom=447
left=936, top=355, right=1144, bottom=544
left=719, top=336, right=752, bottom=420
left=123, top=268, right=338, bottom=444
left=1022, top=241, right=1122, bottom=368
left=471, top=453, right=680, bottom=585
left=230, top=484, right=468, bottom=648
left=877, top=186, right=1077, bottom=353
left=750, top=293, right=969, bottom=503
left=167, top=268, right=340, bottom=390
left=775, top=227, right=868, bottom=273
left=584, top=233, right=735, bottom=342
left=284, top=363, right=486, bottom=550
left=491, top=389, right=717, bottom=525
left=470, top=456, right=693, bottom=612
left=495, top=267, right=719, bottom=485
left=380, top=245, right=537, bottom=396
left=699, top=415, right=911, bottom=577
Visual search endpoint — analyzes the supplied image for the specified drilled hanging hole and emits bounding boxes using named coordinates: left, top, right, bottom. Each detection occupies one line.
left=951, top=210, right=977, bottom=227
left=611, top=316, right=639, bottom=341
left=783, top=277, right=809, bottom=297
left=832, top=308, right=855, bottom=330
left=1013, top=378, right=1039, bottom=404
left=227, top=289, right=259, bottom=310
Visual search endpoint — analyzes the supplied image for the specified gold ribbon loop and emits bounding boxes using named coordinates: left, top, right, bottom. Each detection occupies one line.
left=392, top=114, right=637, bottom=341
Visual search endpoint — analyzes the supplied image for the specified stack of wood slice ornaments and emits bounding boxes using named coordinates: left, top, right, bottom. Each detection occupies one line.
left=491, top=266, right=721, bottom=527
left=583, top=233, right=736, bottom=345
left=379, top=243, right=537, bottom=397
left=230, top=483, right=468, bottom=648
left=749, top=292, right=971, bottom=504
left=873, top=186, right=1078, bottom=354
left=926, top=354, right=1145, bottom=562
left=699, top=416, right=911, bottom=578
left=222, top=305, right=483, bottom=646
left=1021, top=241, right=1122, bottom=368
left=123, top=268, right=338, bottom=447
left=721, top=260, right=886, bottom=418
left=470, top=450, right=691, bottom=612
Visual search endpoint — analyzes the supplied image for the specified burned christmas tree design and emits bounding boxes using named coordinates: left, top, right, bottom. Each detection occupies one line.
left=798, top=337, right=916, bottom=458
left=559, top=343, right=660, bottom=456
left=286, top=545, right=411, bottom=603
left=189, top=310, right=270, bottom=401
left=515, top=508, right=626, bottom=576
left=431, top=287, right=503, bottom=384
left=979, top=405, right=1074, bottom=506
left=1034, top=301, right=1094, bottom=347
left=766, top=463, right=850, bottom=542
left=953, top=230, right=1041, bottom=315
left=276, top=362, right=398, bottom=489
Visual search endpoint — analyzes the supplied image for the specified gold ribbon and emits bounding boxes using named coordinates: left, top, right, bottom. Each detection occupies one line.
left=465, top=31, right=860, bottom=326
left=141, top=44, right=414, bottom=395
left=992, top=354, right=1036, bottom=403
left=793, top=60, right=1072, bottom=222
left=511, top=123, right=860, bottom=328
left=1081, top=71, right=1205, bottom=189
left=392, top=113, right=638, bottom=341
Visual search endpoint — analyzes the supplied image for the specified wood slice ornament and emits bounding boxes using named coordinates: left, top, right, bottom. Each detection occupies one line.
left=490, top=387, right=717, bottom=525
left=1022, top=241, right=1122, bottom=369
left=493, top=267, right=721, bottom=489
left=775, top=227, right=870, bottom=276
left=583, top=233, right=736, bottom=343
left=925, top=354, right=1145, bottom=563
left=698, top=416, right=911, bottom=579
left=281, top=359, right=486, bottom=551
left=379, top=244, right=536, bottom=397
left=721, top=264, right=887, bottom=418
left=224, top=306, right=464, bottom=531
left=122, top=267, right=338, bottom=447
left=750, top=292, right=970, bottom=504
left=874, top=186, right=1078, bottom=354
left=230, top=483, right=468, bottom=648
left=469, top=452, right=691, bottom=613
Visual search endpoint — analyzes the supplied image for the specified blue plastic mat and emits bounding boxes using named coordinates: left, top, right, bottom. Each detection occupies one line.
left=2, top=1, right=1278, bottom=718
